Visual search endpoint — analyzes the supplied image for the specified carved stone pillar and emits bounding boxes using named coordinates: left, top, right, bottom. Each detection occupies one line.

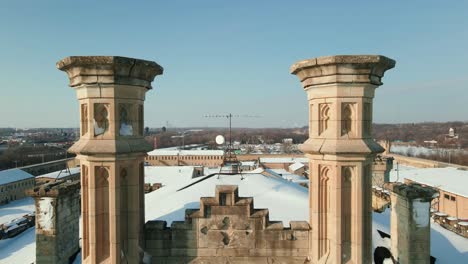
left=291, top=55, right=395, bottom=263
left=57, top=56, right=163, bottom=263
left=372, top=156, right=394, bottom=187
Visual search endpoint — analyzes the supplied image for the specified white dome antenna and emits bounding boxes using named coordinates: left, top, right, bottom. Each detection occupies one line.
left=215, top=135, right=225, bottom=145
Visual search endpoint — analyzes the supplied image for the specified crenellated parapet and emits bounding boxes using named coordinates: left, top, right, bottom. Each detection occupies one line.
left=145, top=185, right=311, bottom=263
left=372, top=155, right=394, bottom=187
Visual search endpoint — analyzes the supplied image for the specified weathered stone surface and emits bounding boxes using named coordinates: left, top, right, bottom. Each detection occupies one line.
left=291, top=55, right=395, bottom=264
left=57, top=56, right=163, bottom=89
left=59, top=55, right=162, bottom=264
left=144, top=185, right=311, bottom=262
left=390, top=183, right=437, bottom=264
left=30, top=181, right=80, bottom=264
left=290, top=55, right=395, bottom=86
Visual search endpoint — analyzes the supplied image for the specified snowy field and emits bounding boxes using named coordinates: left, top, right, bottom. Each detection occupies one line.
left=0, top=197, right=35, bottom=225
left=0, top=197, right=35, bottom=264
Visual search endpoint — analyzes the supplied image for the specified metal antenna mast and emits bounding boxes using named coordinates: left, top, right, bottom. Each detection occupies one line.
left=204, top=114, right=260, bottom=150
left=204, top=113, right=260, bottom=177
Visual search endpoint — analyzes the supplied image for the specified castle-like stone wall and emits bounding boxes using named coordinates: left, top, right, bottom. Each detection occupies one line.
left=145, top=185, right=310, bottom=263
left=28, top=180, right=81, bottom=264
left=389, top=183, right=437, bottom=264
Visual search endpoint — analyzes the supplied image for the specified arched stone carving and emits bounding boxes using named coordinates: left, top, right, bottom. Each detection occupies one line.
left=309, top=103, right=313, bottom=136
left=319, top=165, right=330, bottom=259
left=81, top=165, right=89, bottom=258
left=94, top=103, right=109, bottom=136
left=138, top=105, right=144, bottom=136
left=95, top=166, right=110, bottom=261
left=120, top=167, right=129, bottom=255
left=364, top=103, right=372, bottom=136
left=319, top=104, right=330, bottom=135
left=119, top=104, right=133, bottom=136
left=341, top=103, right=354, bottom=136
left=81, top=104, right=88, bottom=136
left=342, top=166, right=354, bottom=262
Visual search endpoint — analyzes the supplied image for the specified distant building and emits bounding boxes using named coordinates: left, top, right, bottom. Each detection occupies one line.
left=0, top=169, right=35, bottom=204
left=445, top=127, right=459, bottom=141
left=403, top=167, right=468, bottom=219
left=145, top=149, right=224, bottom=167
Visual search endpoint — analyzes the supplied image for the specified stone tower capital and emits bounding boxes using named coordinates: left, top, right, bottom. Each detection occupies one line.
left=57, top=56, right=163, bottom=89
left=290, top=55, right=395, bottom=88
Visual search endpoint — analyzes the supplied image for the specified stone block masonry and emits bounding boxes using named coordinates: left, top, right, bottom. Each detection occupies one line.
left=145, top=185, right=311, bottom=263
left=27, top=180, right=81, bottom=264
left=58, top=56, right=163, bottom=263
left=291, top=55, right=395, bottom=263
left=389, top=182, right=437, bottom=264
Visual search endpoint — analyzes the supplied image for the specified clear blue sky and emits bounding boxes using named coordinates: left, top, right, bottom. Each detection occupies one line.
left=1, top=0, right=467, bottom=128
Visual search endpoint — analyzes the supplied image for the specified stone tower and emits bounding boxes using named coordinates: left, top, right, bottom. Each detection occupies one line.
left=57, top=56, right=163, bottom=263
left=291, top=55, right=395, bottom=263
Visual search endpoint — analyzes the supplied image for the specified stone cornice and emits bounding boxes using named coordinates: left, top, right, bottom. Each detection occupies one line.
left=290, top=55, right=396, bottom=87
left=57, top=56, right=164, bottom=89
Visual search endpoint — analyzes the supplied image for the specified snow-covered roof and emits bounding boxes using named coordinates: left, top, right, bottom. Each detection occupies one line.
left=265, top=169, right=307, bottom=184
left=145, top=166, right=195, bottom=186
left=0, top=168, right=34, bottom=185
left=147, top=149, right=224, bottom=156
left=36, top=167, right=80, bottom=179
left=240, top=161, right=256, bottom=166
left=398, top=167, right=468, bottom=198
left=289, top=161, right=305, bottom=171
left=259, top=157, right=308, bottom=164
left=144, top=171, right=309, bottom=225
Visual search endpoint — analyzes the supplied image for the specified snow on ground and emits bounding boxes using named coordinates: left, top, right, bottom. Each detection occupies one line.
left=390, top=145, right=468, bottom=157
left=0, top=227, right=35, bottom=264
left=0, top=197, right=35, bottom=224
